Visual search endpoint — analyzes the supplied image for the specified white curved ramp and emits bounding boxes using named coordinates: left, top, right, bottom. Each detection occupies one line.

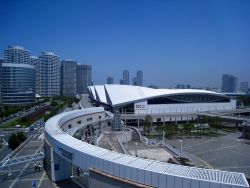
left=44, top=107, right=249, bottom=188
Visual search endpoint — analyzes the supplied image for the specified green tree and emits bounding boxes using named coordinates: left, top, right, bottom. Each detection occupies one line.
left=144, top=115, right=152, bottom=135
left=210, top=116, right=223, bottom=132
left=51, top=100, right=58, bottom=106
left=183, top=123, right=194, bottom=133
left=8, top=132, right=26, bottom=150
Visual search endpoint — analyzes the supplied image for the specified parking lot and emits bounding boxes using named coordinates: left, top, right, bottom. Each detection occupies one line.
left=166, top=131, right=250, bottom=177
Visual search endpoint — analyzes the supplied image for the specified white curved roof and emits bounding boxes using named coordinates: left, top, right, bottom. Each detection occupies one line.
left=88, top=85, right=226, bottom=107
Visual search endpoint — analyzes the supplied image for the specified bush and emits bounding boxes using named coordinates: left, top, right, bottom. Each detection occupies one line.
left=8, top=132, right=26, bottom=150
left=51, top=100, right=58, bottom=106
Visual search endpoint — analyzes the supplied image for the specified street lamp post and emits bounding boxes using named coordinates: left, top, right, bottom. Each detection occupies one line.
left=125, top=132, right=128, bottom=148
left=179, top=140, right=183, bottom=157
left=162, top=131, right=165, bottom=145
left=135, top=142, right=138, bottom=157
left=122, top=131, right=128, bottom=148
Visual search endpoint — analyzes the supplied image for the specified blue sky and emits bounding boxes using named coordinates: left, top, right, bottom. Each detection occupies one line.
left=0, top=0, right=250, bottom=88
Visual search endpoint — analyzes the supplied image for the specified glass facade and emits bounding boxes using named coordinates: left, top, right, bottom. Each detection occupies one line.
left=38, top=52, right=60, bottom=97
left=222, top=74, right=238, bottom=93
left=61, top=60, right=77, bottom=96
left=76, top=64, right=92, bottom=94
left=30, top=56, right=39, bottom=94
left=1, top=63, right=35, bottom=105
left=147, top=94, right=230, bottom=104
left=4, top=46, right=31, bottom=64
left=0, top=60, right=2, bottom=104
left=111, top=111, right=122, bottom=131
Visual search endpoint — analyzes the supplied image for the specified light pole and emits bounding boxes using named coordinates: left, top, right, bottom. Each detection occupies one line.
left=125, top=132, right=128, bottom=148
left=162, top=131, right=165, bottom=145
left=179, top=140, right=183, bottom=157
left=122, top=131, right=128, bottom=148
left=135, top=142, right=138, bottom=157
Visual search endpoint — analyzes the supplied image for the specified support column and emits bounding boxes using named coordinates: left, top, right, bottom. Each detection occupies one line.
left=137, top=119, right=140, bottom=127
left=50, top=145, right=55, bottom=182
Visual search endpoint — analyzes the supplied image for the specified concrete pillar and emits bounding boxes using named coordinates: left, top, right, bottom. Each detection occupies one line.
left=137, top=119, right=140, bottom=127
left=50, top=145, right=55, bottom=182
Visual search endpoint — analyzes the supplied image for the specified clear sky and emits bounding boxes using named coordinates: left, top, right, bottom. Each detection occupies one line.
left=0, top=0, right=250, bottom=88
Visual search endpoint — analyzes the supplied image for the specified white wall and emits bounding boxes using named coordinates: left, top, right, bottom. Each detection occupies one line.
left=134, top=100, right=236, bottom=115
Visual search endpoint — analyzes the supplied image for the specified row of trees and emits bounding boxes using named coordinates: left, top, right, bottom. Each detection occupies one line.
left=237, top=96, right=250, bottom=106
left=43, top=96, right=79, bottom=121
left=0, top=101, right=44, bottom=118
left=143, top=115, right=223, bottom=137
left=8, top=132, right=26, bottom=150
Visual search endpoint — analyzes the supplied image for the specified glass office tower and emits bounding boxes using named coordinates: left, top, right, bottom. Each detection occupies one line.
left=76, top=64, right=92, bottom=94
left=1, top=46, right=35, bottom=105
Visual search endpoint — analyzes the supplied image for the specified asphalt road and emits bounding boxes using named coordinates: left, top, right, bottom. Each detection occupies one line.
left=0, top=130, right=84, bottom=188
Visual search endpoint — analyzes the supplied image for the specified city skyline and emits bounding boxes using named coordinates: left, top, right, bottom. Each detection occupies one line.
left=0, top=0, right=250, bottom=87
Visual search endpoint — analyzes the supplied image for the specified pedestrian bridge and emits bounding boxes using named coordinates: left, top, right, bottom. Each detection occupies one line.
left=0, top=152, right=45, bottom=169
left=44, top=107, right=249, bottom=188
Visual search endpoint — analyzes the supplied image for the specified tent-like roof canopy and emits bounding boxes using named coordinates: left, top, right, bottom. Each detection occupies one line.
left=88, top=85, right=227, bottom=107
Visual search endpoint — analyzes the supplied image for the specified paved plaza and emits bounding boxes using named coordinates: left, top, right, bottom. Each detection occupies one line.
left=128, top=142, right=173, bottom=162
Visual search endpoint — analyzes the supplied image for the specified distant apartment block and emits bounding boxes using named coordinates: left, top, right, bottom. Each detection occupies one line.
left=38, top=52, right=60, bottom=97
left=61, top=60, right=77, bottom=96
left=240, top=82, right=248, bottom=93
left=119, top=79, right=124, bottom=85
left=0, top=59, right=3, bottom=104
left=4, top=45, right=31, bottom=64
left=148, top=85, right=158, bottom=89
left=123, top=70, right=129, bottom=85
left=30, top=56, right=39, bottom=94
left=222, top=74, right=238, bottom=93
left=107, top=76, right=114, bottom=84
left=176, top=84, right=192, bottom=89
left=133, top=70, right=143, bottom=86
left=1, top=46, right=35, bottom=105
left=76, top=64, right=92, bottom=94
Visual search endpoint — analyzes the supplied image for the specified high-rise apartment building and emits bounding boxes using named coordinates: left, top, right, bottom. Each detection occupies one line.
left=222, top=74, right=238, bottom=93
left=38, top=52, right=60, bottom=97
left=0, top=59, right=3, bottom=104
left=137, top=70, right=143, bottom=86
left=61, top=60, right=77, bottom=96
left=123, top=70, right=129, bottom=85
left=1, top=46, right=35, bottom=105
left=4, top=46, right=31, bottom=64
left=107, top=76, right=114, bottom=84
left=76, top=64, right=92, bottom=94
left=119, top=79, right=124, bottom=85
left=30, top=56, right=39, bottom=94
left=133, top=70, right=143, bottom=86
left=240, top=82, right=248, bottom=93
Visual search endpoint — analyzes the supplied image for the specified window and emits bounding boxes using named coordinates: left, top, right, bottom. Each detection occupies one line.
left=54, top=164, right=60, bottom=171
left=77, top=120, right=81, bottom=124
left=87, top=117, right=93, bottom=121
